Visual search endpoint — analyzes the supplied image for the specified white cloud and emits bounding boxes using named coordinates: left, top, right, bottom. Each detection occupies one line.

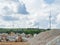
left=56, top=14, right=60, bottom=23
left=0, top=0, right=60, bottom=29
left=0, top=0, right=51, bottom=28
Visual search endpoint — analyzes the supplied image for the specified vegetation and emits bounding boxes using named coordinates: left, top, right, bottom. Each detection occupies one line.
left=0, top=28, right=50, bottom=35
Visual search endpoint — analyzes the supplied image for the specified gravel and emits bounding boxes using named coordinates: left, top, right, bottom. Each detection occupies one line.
left=28, top=29, right=60, bottom=45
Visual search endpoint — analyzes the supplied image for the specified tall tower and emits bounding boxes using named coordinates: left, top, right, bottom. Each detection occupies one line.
left=49, top=10, right=51, bottom=29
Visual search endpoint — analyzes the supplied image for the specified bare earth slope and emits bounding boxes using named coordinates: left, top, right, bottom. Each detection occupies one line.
left=28, top=29, right=60, bottom=45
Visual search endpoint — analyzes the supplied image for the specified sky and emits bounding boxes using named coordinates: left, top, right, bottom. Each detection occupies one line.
left=0, top=0, right=60, bottom=29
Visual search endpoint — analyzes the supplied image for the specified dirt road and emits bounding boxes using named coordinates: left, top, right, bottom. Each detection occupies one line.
left=0, top=42, right=29, bottom=45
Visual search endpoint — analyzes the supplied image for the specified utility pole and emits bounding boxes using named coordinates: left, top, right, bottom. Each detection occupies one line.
left=49, top=8, right=51, bottom=30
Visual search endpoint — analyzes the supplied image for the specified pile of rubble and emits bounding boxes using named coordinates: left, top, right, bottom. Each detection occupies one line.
left=28, top=29, right=60, bottom=45
left=0, top=32, right=33, bottom=42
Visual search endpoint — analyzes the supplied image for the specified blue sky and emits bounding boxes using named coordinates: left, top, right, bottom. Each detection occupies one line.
left=44, top=0, right=55, bottom=4
left=0, top=0, right=60, bottom=29
left=2, top=16, right=19, bottom=21
left=17, top=3, right=29, bottom=15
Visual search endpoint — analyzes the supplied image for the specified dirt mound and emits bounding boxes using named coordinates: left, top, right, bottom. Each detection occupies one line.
left=28, top=29, right=60, bottom=45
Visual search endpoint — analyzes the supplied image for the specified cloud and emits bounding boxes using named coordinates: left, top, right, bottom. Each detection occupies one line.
left=10, top=0, right=19, bottom=2
left=0, top=0, right=52, bottom=28
left=0, top=0, right=60, bottom=29
left=2, top=6, right=13, bottom=15
left=2, top=16, right=19, bottom=21
left=55, top=13, right=60, bottom=29
left=43, top=0, right=60, bottom=29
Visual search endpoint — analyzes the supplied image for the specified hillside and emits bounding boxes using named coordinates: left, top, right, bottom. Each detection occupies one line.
left=28, top=29, right=60, bottom=45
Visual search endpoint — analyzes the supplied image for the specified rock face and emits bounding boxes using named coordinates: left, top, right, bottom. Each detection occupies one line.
left=28, top=29, right=60, bottom=45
